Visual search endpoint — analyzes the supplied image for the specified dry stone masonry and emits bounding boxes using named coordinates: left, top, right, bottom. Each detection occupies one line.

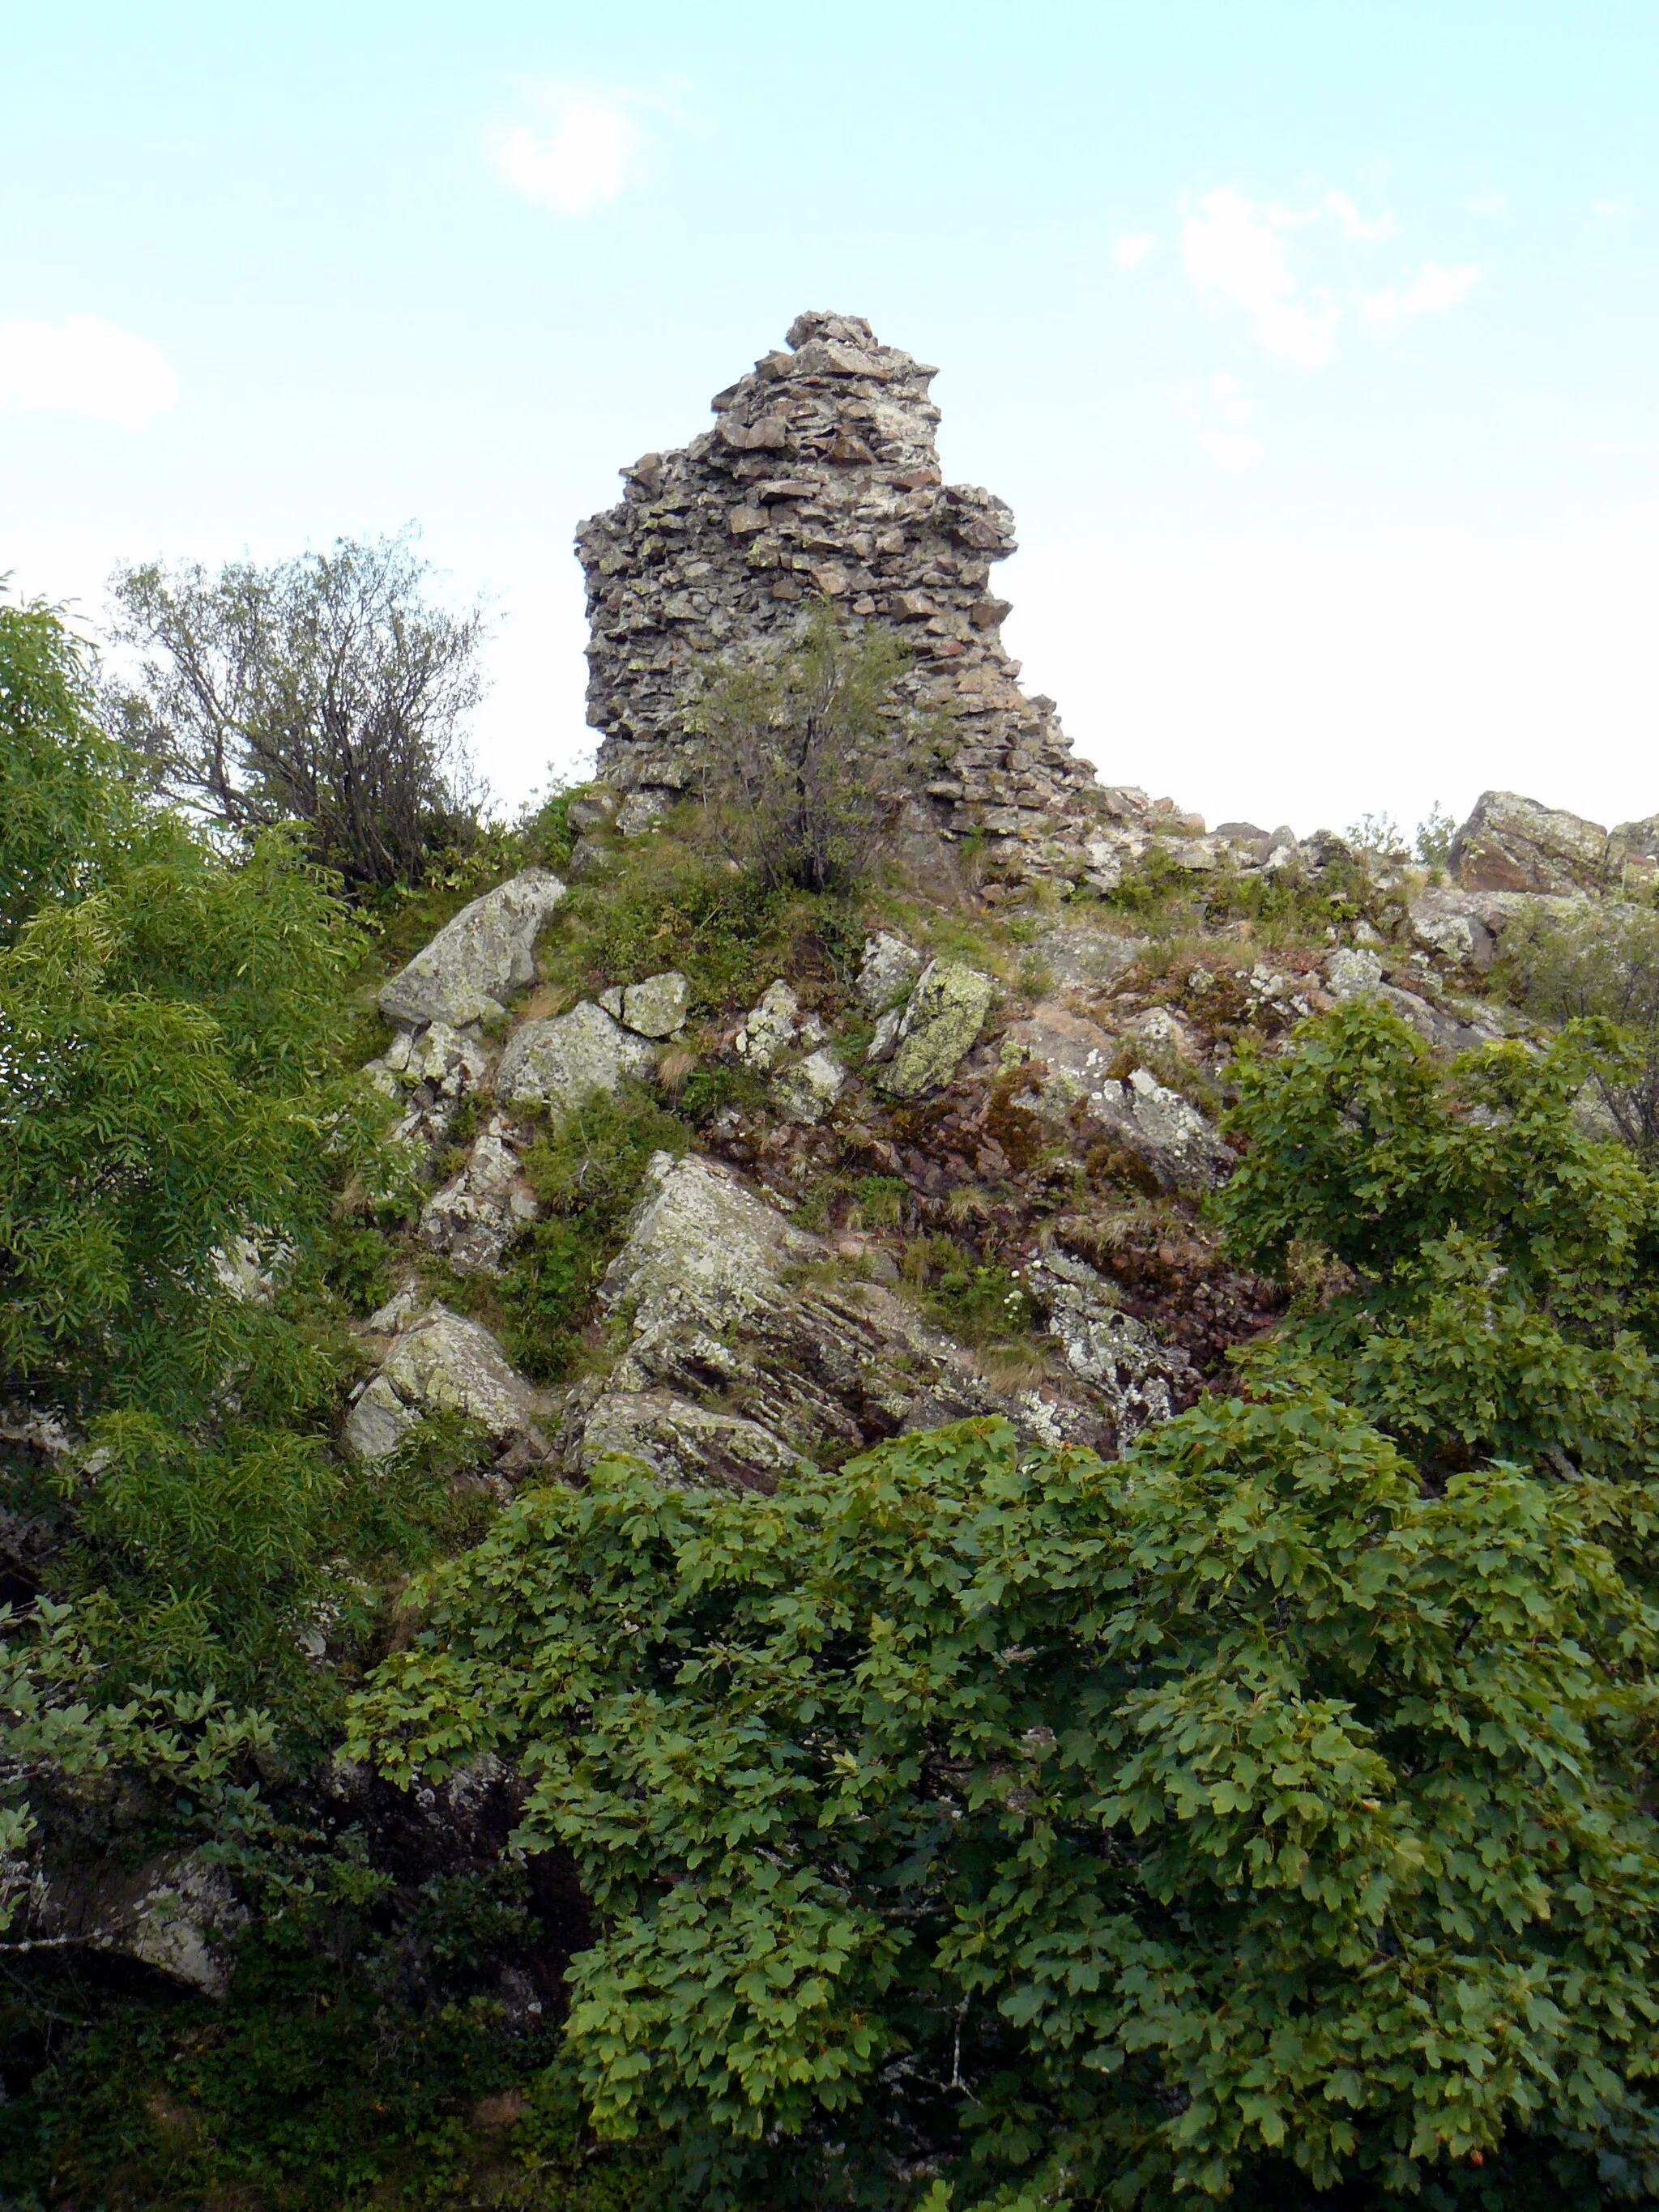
left=577, top=311, right=1120, bottom=881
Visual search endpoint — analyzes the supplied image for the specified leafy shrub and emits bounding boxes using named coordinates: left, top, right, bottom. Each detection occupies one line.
left=1214, top=997, right=1659, bottom=1486
left=689, top=612, right=933, bottom=893
left=353, top=1406, right=1659, bottom=2209
left=1499, top=897, right=1659, bottom=1161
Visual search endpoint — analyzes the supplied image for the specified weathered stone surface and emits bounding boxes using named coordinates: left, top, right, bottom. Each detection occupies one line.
left=378, top=869, right=567, bottom=1029
left=1324, top=947, right=1384, bottom=999
left=1004, top=1003, right=1231, bottom=1193
left=1449, top=791, right=1644, bottom=897
left=574, top=313, right=1115, bottom=884
left=771, top=1047, right=846, bottom=1124
left=418, top=1115, right=539, bottom=1275
left=1025, top=1248, right=1190, bottom=1446
left=345, top=1304, right=552, bottom=1466
left=562, top=1152, right=1162, bottom=1483
left=27, top=1852, right=248, bottom=1998
left=616, top=970, right=691, bottom=1037
left=733, top=980, right=801, bottom=1071
left=877, top=959, right=996, bottom=1097
left=1406, top=889, right=1499, bottom=971
left=496, top=1001, right=659, bottom=1113
left=856, top=931, right=923, bottom=1012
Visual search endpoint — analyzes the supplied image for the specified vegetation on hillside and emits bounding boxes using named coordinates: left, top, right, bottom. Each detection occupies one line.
left=9, top=589, right=1659, bottom=2209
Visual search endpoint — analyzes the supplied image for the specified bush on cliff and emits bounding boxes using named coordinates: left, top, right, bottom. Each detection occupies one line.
left=354, top=1397, right=1659, bottom=2210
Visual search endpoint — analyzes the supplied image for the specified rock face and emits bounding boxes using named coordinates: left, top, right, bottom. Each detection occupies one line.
left=1449, top=792, right=1653, bottom=897
left=560, top=1152, right=1178, bottom=1485
left=876, top=958, right=996, bottom=1098
left=576, top=311, right=1109, bottom=880
left=1004, top=1003, right=1232, bottom=1194
left=597, top=970, right=692, bottom=1038
left=418, top=1115, right=539, bottom=1275
left=495, top=1001, right=659, bottom=1114
left=378, top=869, right=567, bottom=1029
left=28, top=1852, right=249, bottom=1998
left=345, top=1298, right=553, bottom=1469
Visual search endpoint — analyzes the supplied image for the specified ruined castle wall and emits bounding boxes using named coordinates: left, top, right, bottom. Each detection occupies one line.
left=575, top=312, right=1119, bottom=876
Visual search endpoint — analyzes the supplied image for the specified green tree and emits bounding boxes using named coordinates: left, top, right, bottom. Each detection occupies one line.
left=689, top=612, right=931, bottom=893
left=1213, top=998, right=1659, bottom=1485
left=103, top=531, right=487, bottom=892
left=353, top=1404, right=1659, bottom=2209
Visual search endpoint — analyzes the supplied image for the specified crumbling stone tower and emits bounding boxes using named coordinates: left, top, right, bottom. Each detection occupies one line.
left=576, top=311, right=1113, bottom=877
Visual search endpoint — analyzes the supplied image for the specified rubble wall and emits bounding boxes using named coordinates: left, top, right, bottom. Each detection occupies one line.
left=575, top=310, right=1120, bottom=878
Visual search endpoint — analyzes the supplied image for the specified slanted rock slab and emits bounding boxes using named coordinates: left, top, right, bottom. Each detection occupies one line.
left=496, top=1000, right=659, bottom=1114
left=418, top=1115, right=539, bottom=1275
left=345, top=1303, right=553, bottom=1468
left=877, top=958, right=996, bottom=1097
left=377, top=868, right=567, bottom=1029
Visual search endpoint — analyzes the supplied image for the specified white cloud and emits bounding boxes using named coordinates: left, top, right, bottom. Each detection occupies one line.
left=1466, top=191, right=1508, bottom=216
left=1593, top=198, right=1632, bottom=218
left=1321, top=190, right=1396, bottom=241
left=0, top=314, right=179, bottom=431
left=1171, top=369, right=1263, bottom=469
left=1361, top=262, right=1482, bottom=340
left=1111, top=232, right=1155, bottom=270
left=1180, top=186, right=1342, bottom=369
left=1179, top=185, right=1478, bottom=369
left=487, top=88, right=646, bottom=215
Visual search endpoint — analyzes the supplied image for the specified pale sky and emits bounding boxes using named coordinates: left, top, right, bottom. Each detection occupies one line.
left=4, top=1, right=1658, bottom=840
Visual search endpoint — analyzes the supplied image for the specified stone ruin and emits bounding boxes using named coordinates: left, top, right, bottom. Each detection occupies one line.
left=576, top=309, right=1143, bottom=880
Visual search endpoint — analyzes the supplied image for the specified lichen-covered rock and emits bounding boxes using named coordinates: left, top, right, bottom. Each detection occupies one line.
left=771, top=1047, right=846, bottom=1125
left=495, top=1001, right=659, bottom=1113
left=1005, top=1003, right=1231, bottom=1193
left=28, top=1852, right=249, bottom=1998
left=733, top=980, right=801, bottom=1071
left=377, top=869, right=567, bottom=1029
left=599, top=970, right=692, bottom=1038
left=1026, top=1248, right=1190, bottom=1445
left=418, top=1115, right=539, bottom=1275
left=856, top=931, right=923, bottom=1013
left=1448, top=792, right=1654, bottom=897
left=1325, top=947, right=1385, bottom=999
left=345, top=1303, right=552, bottom=1468
left=562, top=1151, right=1153, bottom=1483
left=877, top=958, right=995, bottom=1097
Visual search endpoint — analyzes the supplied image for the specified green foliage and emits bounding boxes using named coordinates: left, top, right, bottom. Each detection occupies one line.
left=689, top=612, right=931, bottom=893
left=1214, top=998, right=1659, bottom=1483
left=0, top=593, right=123, bottom=943
left=353, top=1409, right=1659, bottom=2207
left=1415, top=803, right=1458, bottom=869
left=497, top=1087, right=696, bottom=1377
left=535, top=829, right=860, bottom=1020
left=1500, top=895, right=1659, bottom=1160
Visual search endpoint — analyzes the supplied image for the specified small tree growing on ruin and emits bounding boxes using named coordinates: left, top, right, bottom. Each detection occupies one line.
left=689, top=612, right=935, bottom=893
left=102, top=531, right=487, bottom=893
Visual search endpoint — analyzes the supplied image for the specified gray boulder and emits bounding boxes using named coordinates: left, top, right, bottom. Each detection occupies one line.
left=496, top=1000, right=659, bottom=1114
left=418, top=1115, right=539, bottom=1275
left=771, top=1048, right=847, bottom=1125
left=876, top=958, right=996, bottom=1098
left=1025, top=1248, right=1190, bottom=1446
left=1449, top=792, right=1639, bottom=897
left=733, top=980, right=802, bottom=1071
left=345, top=1302, right=553, bottom=1468
left=855, top=931, right=923, bottom=1013
left=26, top=1852, right=248, bottom=1998
left=377, top=869, right=567, bottom=1029
left=598, top=970, right=692, bottom=1038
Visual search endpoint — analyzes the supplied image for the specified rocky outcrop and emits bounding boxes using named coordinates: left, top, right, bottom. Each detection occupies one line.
left=873, top=959, right=996, bottom=1097
left=1004, top=1003, right=1232, bottom=1194
left=495, top=1000, right=659, bottom=1114
left=418, top=1115, right=539, bottom=1275
left=597, top=970, right=691, bottom=1038
left=345, top=1293, right=554, bottom=1471
left=560, top=1151, right=1179, bottom=1485
left=575, top=311, right=1123, bottom=882
left=377, top=869, right=567, bottom=1029
left=25, top=1852, right=248, bottom=1998
left=1449, top=792, right=1655, bottom=898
